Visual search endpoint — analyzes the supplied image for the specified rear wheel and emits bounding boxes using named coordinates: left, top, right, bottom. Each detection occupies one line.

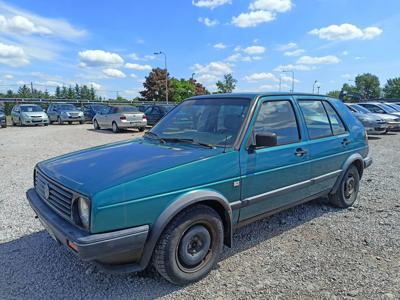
left=139, top=127, right=145, bottom=132
left=93, top=119, right=100, bottom=130
left=152, top=205, right=223, bottom=285
left=112, top=122, right=119, bottom=133
left=329, top=165, right=360, bottom=208
left=57, top=116, right=63, bottom=125
left=79, top=120, right=84, bottom=125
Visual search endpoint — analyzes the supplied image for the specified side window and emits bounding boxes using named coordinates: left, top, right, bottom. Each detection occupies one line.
left=323, top=102, right=346, bottom=135
left=254, top=100, right=300, bottom=146
left=361, top=104, right=383, bottom=114
left=299, top=100, right=332, bottom=139
left=144, top=107, right=153, bottom=115
left=153, top=107, right=161, bottom=114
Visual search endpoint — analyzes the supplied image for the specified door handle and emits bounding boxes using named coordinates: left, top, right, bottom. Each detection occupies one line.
left=342, top=138, right=351, bottom=145
left=295, top=148, right=308, bottom=157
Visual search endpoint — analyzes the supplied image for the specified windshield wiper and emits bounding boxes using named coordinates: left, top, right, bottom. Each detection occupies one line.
left=144, top=131, right=166, bottom=143
left=162, top=138, right=215, bottom=149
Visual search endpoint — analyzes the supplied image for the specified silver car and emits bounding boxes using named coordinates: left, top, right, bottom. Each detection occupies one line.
left=350, top=104, right=400, bottom=131
left=47, top=103, right=85, bottom=125
left=346, top=104, right=388, bottom=134
left=11, top=104, right=49, bottom=126
left=93, top=106, right=147, bottom=133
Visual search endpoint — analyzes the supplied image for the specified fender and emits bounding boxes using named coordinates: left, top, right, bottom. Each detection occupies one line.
left=137, top=189, right=233, bottom=270
left=330, top=153, right=364, bottom=195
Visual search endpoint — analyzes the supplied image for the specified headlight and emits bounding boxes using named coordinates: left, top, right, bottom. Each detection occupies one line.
left=77, top=197, right=90, bottom=229
left=79, top=112, right=84, bottom=116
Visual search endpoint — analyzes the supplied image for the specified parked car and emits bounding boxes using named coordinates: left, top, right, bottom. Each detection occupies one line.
left=144, top=104, right=175, bottom=126
left=358, top=102, right=400, bottom=117
left=352, top=103, right=400, bottom=131
left=82, top=104, right=108, bottom=122
left=0, top=106, right=6, bottom=128
left=11, top=104, right=49, bottom=126
left=383, top=102, right=400, bottom=112
left=47, top=103, right=84, bottom=125
left=345, top=104, right=388, bottom=134
left=93, top=105, right=147, bottom=133
left=27, top=93, right=372, bottom=285
left=138, top=104, right=151, bottom=113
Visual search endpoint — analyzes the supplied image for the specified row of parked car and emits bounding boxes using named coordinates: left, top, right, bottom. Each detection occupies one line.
left=0, top=102, right=175, bottom=132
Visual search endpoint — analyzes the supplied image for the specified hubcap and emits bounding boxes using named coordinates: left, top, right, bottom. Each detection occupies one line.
left=344, top=175, right=355, bottom=199
left=177, top=225, right=211, bottom=272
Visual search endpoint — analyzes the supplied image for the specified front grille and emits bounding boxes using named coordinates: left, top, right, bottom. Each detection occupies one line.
left=69, top=113, right=79, bottom=117
left=377, top=120, right=386, bottom=124
left=35, top=170, right=74, bottom=219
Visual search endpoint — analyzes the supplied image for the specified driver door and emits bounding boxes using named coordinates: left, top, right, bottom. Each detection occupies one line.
left=239, top=97, right=313, bottom=221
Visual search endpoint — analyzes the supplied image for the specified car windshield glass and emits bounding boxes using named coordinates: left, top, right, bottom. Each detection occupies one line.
left=119, top=106, right=139, bottom=112
left=351, top=104, right=371, bottom=114
left=150, top=98, right=251, bottom=147
left=379, top=104, right=396, bottom=113
left=92, top=105, right=107, bottom=112
left=20, top=105, right=43, bottom=112
left=164, top=105, right=175, bottom=112
left=56, top=104, right=76, bottom=110
left=387, top=104, right=400, bottom=111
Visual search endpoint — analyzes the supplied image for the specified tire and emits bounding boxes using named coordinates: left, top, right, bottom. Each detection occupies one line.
left=57, top=116, right=63, bottom=125
left=1, top=124, right=6, bottom=128
left=329, top=165, right=360, bottom=208
left=79, top=120, right=84, bottom=125
left=68, top=121, right=72, bottom=125
left=112, top=122, right=119, bottom=133
left=93, top=119, right=100, bottom=130
left=152, top=205, right=224, bottom=285
left=139, top=127, right=145, bottom=132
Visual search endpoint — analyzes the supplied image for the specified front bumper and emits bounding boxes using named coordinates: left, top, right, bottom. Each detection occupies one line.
left=60, top=115, right=85, bottom=122
left=22, top=118, right=49, bottom=125
left=363, top=157, right=373, bottom=169
left=26, top=188, right=149, bottom=264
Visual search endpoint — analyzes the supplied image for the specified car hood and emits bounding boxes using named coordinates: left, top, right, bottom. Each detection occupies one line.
left=355, top=113, right=383, bottom=122
left=60, top=110, right=82, bottom=114
left=37, top=139, right=222, bottom=196
left=22, top=111, right=48, bottom=117
left=374, top=113, right=400, bottom=121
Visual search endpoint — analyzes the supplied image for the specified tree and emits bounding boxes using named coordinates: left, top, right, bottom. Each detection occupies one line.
left=55, top=86, right=61, bottom=98
left=17, top=85, right=31, bottom=98
left=170, top=78, right=196, bottom=102
left=140, top=68, right=171, bottom=101
left=190, top=79, right=209, bottom=96
left=355, top=73, right=380, bottom=99
left=326, top=90, right=341, bottom=98
left=383, top=77, right=400, bottom=98
left=216, top=73, right=237, bottom=93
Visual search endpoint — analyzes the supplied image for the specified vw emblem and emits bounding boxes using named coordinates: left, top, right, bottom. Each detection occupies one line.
left=44, top=184, right=50, bottom=200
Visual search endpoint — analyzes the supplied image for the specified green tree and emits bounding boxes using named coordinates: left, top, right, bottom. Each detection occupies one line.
left=80, top=85, right=91, bottom=99
left=17, top=85, right=31, bottom=98
left=74, top=84, right=81, bottom=99
left=55, top=86, right=61, bottom=98
left=170, top=78, right=196, bottom=102
left=355, top=73, right=380, bottom=99
left=326, top=90, right=341, bottom=98
left=216, top=73, right=237, bottom=93
left=67, top=86, right=75, bottom=99
left=61, top=86, right=67, bottom=98
left=90, top=86, right=96, bottom=100
left=383, top=77, right=400, bottom=98
left=140, top=68, right=171, bottom=101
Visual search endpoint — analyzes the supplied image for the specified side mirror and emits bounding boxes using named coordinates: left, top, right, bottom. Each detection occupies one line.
left=252, top=132, right=278, bottom=149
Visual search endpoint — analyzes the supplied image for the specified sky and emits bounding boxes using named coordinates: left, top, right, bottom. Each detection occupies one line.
left=0, top=0, right=400, bottom=99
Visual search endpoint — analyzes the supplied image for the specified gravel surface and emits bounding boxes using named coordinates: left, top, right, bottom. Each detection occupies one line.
left=0, top=125, right=399, bottom=300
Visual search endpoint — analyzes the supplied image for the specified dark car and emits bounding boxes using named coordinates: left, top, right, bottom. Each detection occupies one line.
left=0, top=106, right=6, bottom=128
left=144, top=105, right=175, bottom=126
left=82, top=104, right=108, bottom=122
left=138, top=104, right=151, bottom=113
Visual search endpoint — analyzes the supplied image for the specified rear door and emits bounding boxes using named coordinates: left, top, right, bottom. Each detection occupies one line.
left=295, top=97, right=349, bottom=194
left=239, top=96, right=313, bottom=221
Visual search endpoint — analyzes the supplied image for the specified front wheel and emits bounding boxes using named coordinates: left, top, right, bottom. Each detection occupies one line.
left=79, top=120, right=84, bottom=125
left=329, top=165, right=360, bottom=208
left=138, top=127, right=145, bottom=132
left=93, top=120, right=100, bottom=130
left=152, top=205, right=223, bottom=285
left=57, top=116, right=63, bottom=125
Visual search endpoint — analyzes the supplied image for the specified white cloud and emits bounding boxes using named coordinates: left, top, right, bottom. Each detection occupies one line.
left=79, top=50, right=124, bottom=68
left=197, top=74, right=219, bottom=83
left=0, top=42, right=29, bottom=67
left=232, top=10, right=275, bottom=28
left=102, top=68, right=126, bottom=78
left=296, top=55, right=340, bottom=65
left=284, top=49, right=305, bottom=57
left=3, top=74, right=14, bottom=79
left=198, top=17, right=219, bottom=27
left=193, top=61, right=233, bottom=75
left=130, top=73, right=138, bottom=78
left=243, top=45, right=266, bottom=54
left=125, top=63, right=152, bottom=71
left=0, top=15, right=51, bottom=35
left=342, top=51, right=349, bottom=56
left=225, top=53, right=242, bottom=62
left=143, top=54, right=156, bottom=60
left=273, top=64, right=314, bottom=72
left=277, top=42, right=297, bottom=51
left=128, top=53, right=140, bottom=60
left=213, top=42, right=227, bottom=49
left=341, top=74, right=353, bottom=79
left=281, top=75, right=299, bottom=83
left=309, top=23, right=383, bottom=41
left=244, top=72, right=278, bottom=82
left=89, top=82, right=102, bottom=90
left=192, top=0, right=231, bottom=9
left=249, top=0, right=293, bottom=12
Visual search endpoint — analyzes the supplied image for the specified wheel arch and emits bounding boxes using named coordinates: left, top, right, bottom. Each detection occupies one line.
left=138, top=189, right=233, bottom=269
left=330, top=153, right=364, bottom=195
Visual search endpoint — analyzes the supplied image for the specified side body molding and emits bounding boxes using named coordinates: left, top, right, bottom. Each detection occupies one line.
left=138, top=189, right=233, bottom=269
left=330, top=153, right=364, bottom=195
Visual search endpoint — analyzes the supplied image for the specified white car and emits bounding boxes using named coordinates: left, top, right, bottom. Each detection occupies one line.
left=93, top=106, right=147, bottom=133
left=350, top=104, right=400, bottom=131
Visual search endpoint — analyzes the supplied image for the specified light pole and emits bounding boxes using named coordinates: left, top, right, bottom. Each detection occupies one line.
left=312, top=80, right=318, bottom=94
left=317, top=85, right=320, bottom=94
left=282, top=70, right=295, bottom=92
left=154, top=51, right=168, bottom=104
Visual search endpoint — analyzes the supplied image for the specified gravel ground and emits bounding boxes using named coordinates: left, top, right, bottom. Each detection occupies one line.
left=0, top=124, right=399, bottom=300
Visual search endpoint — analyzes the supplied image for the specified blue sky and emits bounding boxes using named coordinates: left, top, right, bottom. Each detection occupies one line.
left=0, top=0, right=400, bottom=98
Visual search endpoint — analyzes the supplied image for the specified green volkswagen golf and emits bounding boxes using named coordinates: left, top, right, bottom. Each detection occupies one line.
left=27, top=93, right=372, bottom=285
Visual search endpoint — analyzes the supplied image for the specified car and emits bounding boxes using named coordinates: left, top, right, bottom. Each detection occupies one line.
left=0, top=106, right=6, bottom=128
left=346, top=104, right=388, bottom=134
left=351, top=103, right=400, bottom=131
left=93, top=105, right=147, bottom=133
left=11, top=104, right=49, bottom=126
left=27, top=93, right=372, bottom=285
left=144, top=104, right=175, bottom=126
left=358, top=102, right=400, bottom=117
left=82, top=104, right=109, bottom=122
left=138, top=104, right=151, bottom=113
left=383, top=102, right=400, bottom=112
left=47, top=103, right=85, bottom=125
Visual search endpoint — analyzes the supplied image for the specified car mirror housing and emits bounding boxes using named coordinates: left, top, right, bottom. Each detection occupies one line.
left=249, top=132, right=278, bottom=151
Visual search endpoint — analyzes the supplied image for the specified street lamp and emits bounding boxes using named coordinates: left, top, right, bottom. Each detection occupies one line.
left=282, top=70, right=295, bottom=92
left=312, top=80, right=318, bottom=94
left=154, top=51, right=168, bottom=104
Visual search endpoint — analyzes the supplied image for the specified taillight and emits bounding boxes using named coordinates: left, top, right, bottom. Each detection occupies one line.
left=120, top=115, right=126, bottom=120
left=142, top=115, right=147, bottom=120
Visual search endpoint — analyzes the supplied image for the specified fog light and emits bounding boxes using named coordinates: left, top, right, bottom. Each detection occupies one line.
left=78, top=197, right=90, bottom=229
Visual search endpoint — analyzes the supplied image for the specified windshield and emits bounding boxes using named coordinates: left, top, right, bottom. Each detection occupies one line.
left=351, top=104, right=371, bottom=114
left=379, top=104, right=396, bottom=113
left=386, top=103, right=400, bottom=111
left=91, top=105, right=107, bottom=112
left=119, top=106, right=139, bottom=113
left=150, top=98, right=251, bottom=147
left=21, top=105, right=43, bottom=112
left=56, top=104, right=77, bottom=111
left=163, top=105, right=175, bottom=112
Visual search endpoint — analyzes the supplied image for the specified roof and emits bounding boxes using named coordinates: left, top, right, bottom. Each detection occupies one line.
left=189, top=92, right=333, bottom=100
